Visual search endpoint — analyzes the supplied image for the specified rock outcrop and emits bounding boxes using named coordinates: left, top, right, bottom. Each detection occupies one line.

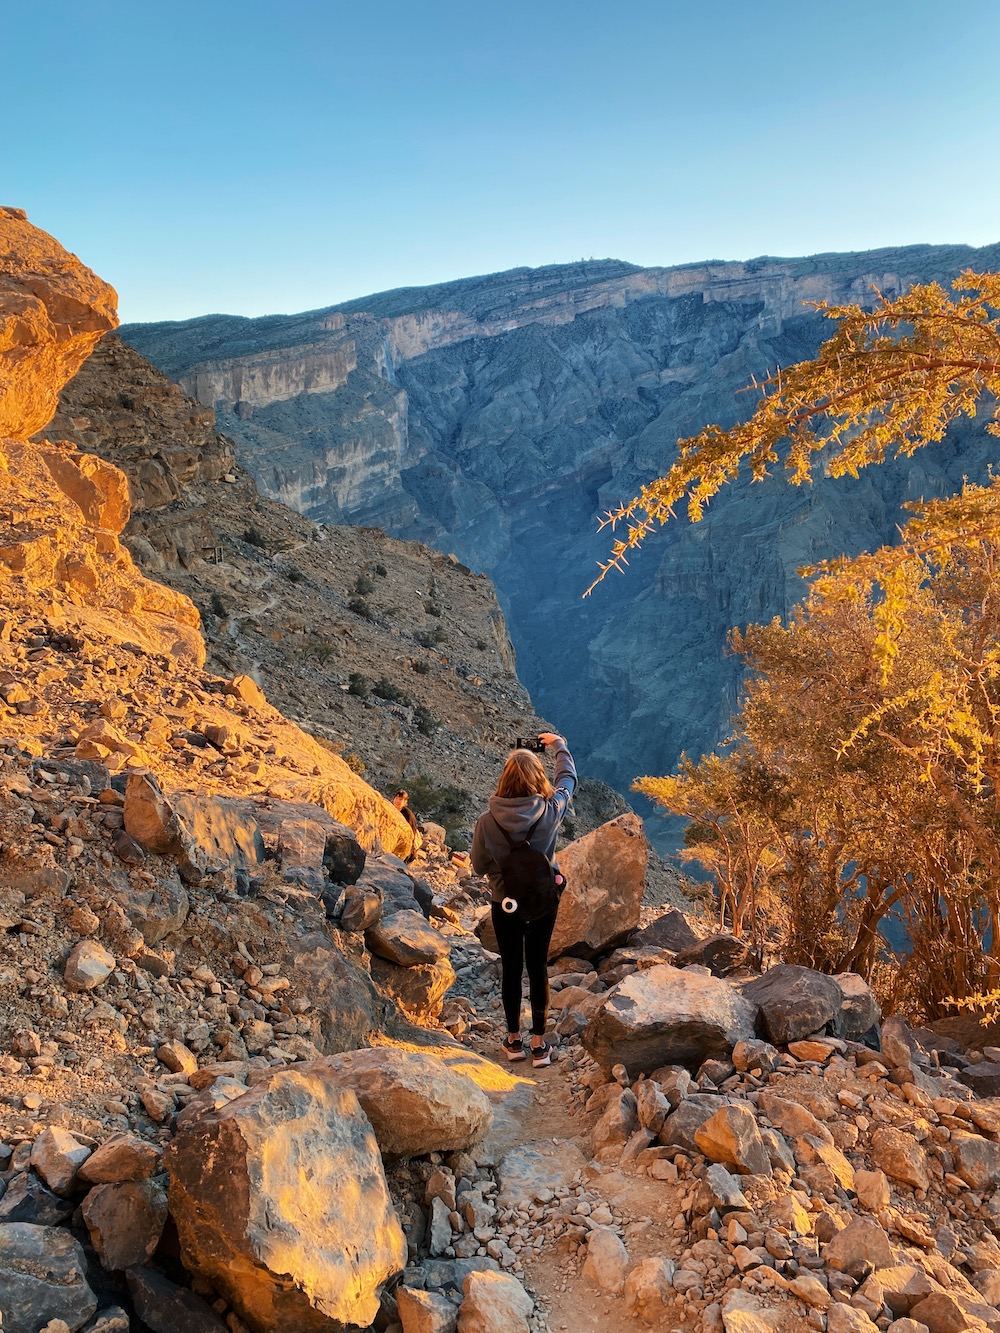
left=164, top=1066, right=407, bottom=1331
left=123, top=244, right=1000, bottom=842
left=0, top=205, right=117, bottom=439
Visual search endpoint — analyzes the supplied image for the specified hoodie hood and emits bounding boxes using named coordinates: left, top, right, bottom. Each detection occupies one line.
left=488, top=794, right=546, bottom=838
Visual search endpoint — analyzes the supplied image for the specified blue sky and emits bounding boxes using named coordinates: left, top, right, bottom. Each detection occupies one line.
left=6, top=0, right=999, bottom=322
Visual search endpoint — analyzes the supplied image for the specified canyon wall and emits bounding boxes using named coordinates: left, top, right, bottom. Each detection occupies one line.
left=123, top=244, right=1000, bottom=840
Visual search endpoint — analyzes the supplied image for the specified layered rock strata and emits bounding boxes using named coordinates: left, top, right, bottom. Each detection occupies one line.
left=123, top=243, right=1000, bottom=832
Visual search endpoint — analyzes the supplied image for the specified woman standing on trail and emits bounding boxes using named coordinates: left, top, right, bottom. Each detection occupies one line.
left=471, top=733, right=576, bottom=1068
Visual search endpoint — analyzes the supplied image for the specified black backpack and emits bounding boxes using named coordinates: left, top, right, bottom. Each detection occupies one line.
left=492, top=813, right=564, bottom=922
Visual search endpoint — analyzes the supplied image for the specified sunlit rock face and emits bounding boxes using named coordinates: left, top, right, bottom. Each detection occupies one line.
left=164, top=1067, right=407, bottom=1332
left=123, top=244, right=1000, bottom=838
left=0, top=205, right=117, bottom=439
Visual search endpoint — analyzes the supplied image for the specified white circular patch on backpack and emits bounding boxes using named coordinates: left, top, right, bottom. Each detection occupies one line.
left=501, top=897, right=518, bottom=914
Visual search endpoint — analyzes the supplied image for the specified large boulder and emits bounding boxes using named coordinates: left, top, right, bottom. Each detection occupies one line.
left=548, top=813, right=648, bottom=960
left=366, top=910, right=450, bottom=967
left=315, top=1049, right=493, bottom=1157
left=251, top=798, right=365, bottom=890
left=583, top=963, right=757, bottom=1076
left=370, top=954, right=456, bottom=1020
left=124, top=772, right=264, bottom=885
left=0, top=205, right=117, bottom=440
left=0, top=1222, right=98, bottom=1333
left=630, top=908, right=700, bottom=953
left=834, top=972, right=881, bottom=1040
left=741, top=965, right=843, bottom=1045
left=279, top=926, right=390, bottom=1054
left=164, top=1065, right=406, bottom=1332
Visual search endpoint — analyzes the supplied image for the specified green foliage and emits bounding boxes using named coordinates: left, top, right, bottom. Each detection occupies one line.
left=354, top=575, right=376, bottom=596
left=348, top=597, right=373, bottom=620
left=347, top=672, right=370, bottom=698
left=373, top=562, right=388, bottom=577
left=303, top=638, right=337, bottom=665
left=373, top=677, right=409, bottom=705
left=415, top=627, right=446, bottom=648
left=411, top=659, right=430, bottom=675
left=286, top=566, right=306, bottom=584
left=405, top=774, right=470, bottom=838
left=209, top=592, right=227, bottom=619
left=413, top=703, right=437, bottom=736
left=242, top=526, right=268, bottom=550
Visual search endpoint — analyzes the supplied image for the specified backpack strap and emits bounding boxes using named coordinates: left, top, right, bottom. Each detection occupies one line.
left=491, top=812, right=545, bottom=849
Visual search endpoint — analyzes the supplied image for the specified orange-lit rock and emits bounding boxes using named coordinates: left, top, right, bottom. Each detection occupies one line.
left=315, top=1048, right=493, bottom=1157
left=0, top=206, right=117, bottom=439
left=164, top=1066, right=406, bottom=1332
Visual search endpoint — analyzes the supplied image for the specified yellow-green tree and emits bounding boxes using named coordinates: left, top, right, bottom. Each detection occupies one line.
left=637, top=482, right=1000, bottom=1013
left=587, top=271, right=1000, bottom=594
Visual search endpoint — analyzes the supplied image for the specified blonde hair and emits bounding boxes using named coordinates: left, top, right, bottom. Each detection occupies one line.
left=496, top=749, right=554, bottom=800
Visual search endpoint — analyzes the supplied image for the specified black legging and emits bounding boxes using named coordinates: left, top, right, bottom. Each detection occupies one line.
left=492, top=904, right=558, bottom=1036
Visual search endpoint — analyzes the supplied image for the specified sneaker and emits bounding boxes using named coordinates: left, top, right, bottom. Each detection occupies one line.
left=529, top=1039, right=552, bottom=1068
left=501, top=1035, right=526, bottom=1062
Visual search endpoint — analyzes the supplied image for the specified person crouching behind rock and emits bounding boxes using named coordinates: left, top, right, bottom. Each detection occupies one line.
left=471, top=733, right=576, bottom=1068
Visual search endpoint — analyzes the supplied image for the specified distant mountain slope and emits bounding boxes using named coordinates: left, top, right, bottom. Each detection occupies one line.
left=123, top=245, right=1000, bottom=842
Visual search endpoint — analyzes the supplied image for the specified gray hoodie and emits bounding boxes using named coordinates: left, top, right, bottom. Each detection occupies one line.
left=471, top=740, right=577, bottom=904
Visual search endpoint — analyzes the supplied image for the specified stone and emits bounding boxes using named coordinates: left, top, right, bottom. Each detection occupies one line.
left=732, top=1039, right=780, bottom=1074
left=582, top=962, right=757, bottom=1076
left=909, top=1292, right=981, bottom=1333
left=315, top=1049, right=492, bottom=1157
left=592, top=1088, right=639, bottom=1149
left=0, top=1172, right=75, bottom=1225
left=124, top=772, right=264, bottom=885
left=697, top=1163, right=749, bottom=1212
left=854, top=1167, right=891, bottom=1212
left=695, top=1103, right=772, bottom=1176
left=757, top=1090, right=832, bottom=1144
left=164, top=1065, right=406, bottom=1331
left=125, top=1267, right=228, bottom=1333
left=788, top=1274, right=831, bottom=1310
left=457, top=1269, right=533, bottom=1333
left=157, top=1038, right=198, bottom=1075
left=878, top=1266, right=940, bottom=1318
left=960, top=1063, right=1000, bottom=1097
left=635, top=1078, right=670, bottom=1133
left=824, top=1217, right=894, bottom=1278
left=674, top=933, right=753, bottom=976
left=64, top=939, right=114, bottom=991
left=881, top=1016, right=926, bottom=1078
left=623, top=1256, right=676, bottom=1326
left=366, top=909, right=450, bottom=966
left=83, top=1308, right=131, bottom=1333
left=973, top=1270, right=1000, bottom=1305
left=547, top=813, right=648, bottom=959
left=886, top=1322, right=933, bottom=1333
left=741, top=964, right=842, bottom=1044
left=340, top=885, right=383, bottom=932
left=835, top=972, right=881, bottom=1040
left=370, top=954, right=456, bottom=1020
left=870, top=1126, right=930, bottom=1191
left=30, top=1126, right=92, bottom=1194
left=123, top=874, right=189, bottom=944
left=582, top=1226, right=629, bottom=1294
left=796, top=1135, right=856, bottom=1191
left=660, top=1094, right=733, bottom=1151
left=397, top=1285, right=459, bottom=1333
left=81, top=1178, right=167, bottom=1270
left=0, top=1221, right=98, bottom=1333
left=630, top=907, right=699, bottom=952
left=827, top=1308, right=879, bottom=1333
left=497, top=1139, right=587, bottom=1208
left=721, top=1290, right=783, bottom=1331
left=0, top=206, right=117, bottom=440
left=78, top=1133, right=160, bottom=1185
left=950, top=1130, right=1000, bottom=1190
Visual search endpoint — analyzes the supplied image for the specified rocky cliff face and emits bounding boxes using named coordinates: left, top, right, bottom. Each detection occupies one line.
left=123, top=244, right=1000, bottom=835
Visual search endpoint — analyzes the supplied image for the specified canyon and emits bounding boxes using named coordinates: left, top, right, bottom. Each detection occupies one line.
left=123, top=243, right=1000, bottom=838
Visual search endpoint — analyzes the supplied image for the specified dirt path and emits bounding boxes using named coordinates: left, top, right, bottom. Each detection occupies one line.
left=450, top=924, right=694, bottom=1333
